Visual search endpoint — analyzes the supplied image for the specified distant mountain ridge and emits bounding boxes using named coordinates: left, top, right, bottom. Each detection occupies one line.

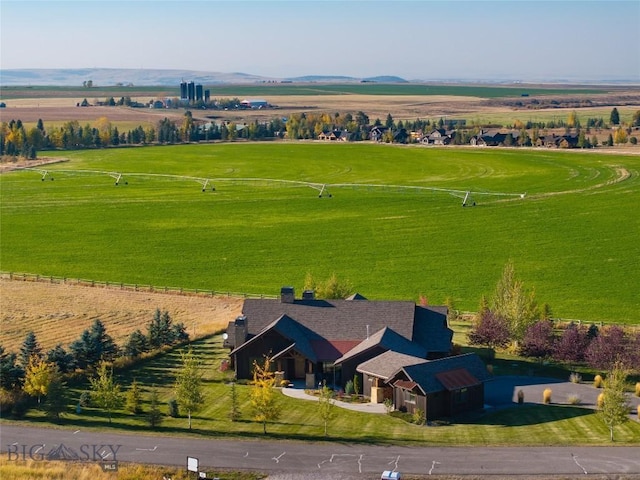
left=0, top=68, right=408, bottom=86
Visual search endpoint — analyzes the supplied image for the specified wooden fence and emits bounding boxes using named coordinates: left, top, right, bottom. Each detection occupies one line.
left=0, top=271, right=278, bottom=299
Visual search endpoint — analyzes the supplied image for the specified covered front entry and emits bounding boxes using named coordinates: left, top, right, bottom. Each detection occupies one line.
left=275, top=351, right=311, bottom=381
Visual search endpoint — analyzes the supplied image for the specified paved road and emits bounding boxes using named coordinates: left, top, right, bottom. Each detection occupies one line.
left=2, top=423, right=640, bottom=478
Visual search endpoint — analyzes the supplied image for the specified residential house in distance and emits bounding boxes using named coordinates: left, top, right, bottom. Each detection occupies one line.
left=421, top=128, right=455, bottom=145
left=317, top=129, right=351, bottom=141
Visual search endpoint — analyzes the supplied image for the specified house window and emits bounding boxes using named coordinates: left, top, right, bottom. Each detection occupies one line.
left=454, top=388, right=468, bottom=404
left=404, top=390, right=416, bottom=404
left=321, top=362, right=334, bottom=374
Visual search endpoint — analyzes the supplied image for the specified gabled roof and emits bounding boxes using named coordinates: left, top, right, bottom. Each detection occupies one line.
left=241, top=298, right=418, bottom=344
left=334, top=327, right=427, bottom=365
left=412, top=305, right=452, bottom=354
left=346, top=293, right=367, bottom=300
left=356, top=350, right=428, bottom=380
left=231, top=314, right=318, bottom=362
left=391, top=353, right=491, bottom=395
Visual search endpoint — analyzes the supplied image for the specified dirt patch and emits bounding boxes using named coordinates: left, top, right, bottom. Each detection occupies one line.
left=0, top=278, right=243, bottom=354
left=0, top=156, right=68, bottom=173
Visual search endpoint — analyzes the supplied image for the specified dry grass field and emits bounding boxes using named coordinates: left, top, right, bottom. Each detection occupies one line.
left=3, top=88, right=639, bottom=128
left=0, top=278, right=243, bottom=354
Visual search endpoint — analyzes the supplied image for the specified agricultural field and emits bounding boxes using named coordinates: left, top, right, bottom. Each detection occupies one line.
left=1, top=143, right=639, bottom=324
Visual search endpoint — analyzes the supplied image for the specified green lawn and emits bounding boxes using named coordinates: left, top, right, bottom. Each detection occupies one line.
left=12, top=334, right=640, bottom=446
left=1, top=143, right=639, bottom=323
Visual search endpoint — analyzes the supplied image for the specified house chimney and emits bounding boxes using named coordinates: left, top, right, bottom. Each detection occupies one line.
left=280, top=286, right=295, bottom=303
left=234, top=315, right=248, bottom=348
left=302, top=289, right=315, bottom=300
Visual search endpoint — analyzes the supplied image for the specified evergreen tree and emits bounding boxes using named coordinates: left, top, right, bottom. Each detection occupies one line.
left=46, top=344, right=74, bottom=373
left=124, top=329, right=149, bottom=357
left=20, top=331, right=42, bottom=368
left=125, top=379, right=143, bottom=414
left=610, top=108, right=620, bottom=125
left=43, top=367, right=66, bottom=420
left=0, top=345, right=24, bottom=390
left=147, top=386, right=163, bottom=428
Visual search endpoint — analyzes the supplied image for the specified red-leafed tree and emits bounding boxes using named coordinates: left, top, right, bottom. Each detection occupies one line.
left=552, top=323, right=590, bottom=363
left=585, top=326, right=631, bottom=371
left=520, top=320, right=555, bottom=359
left=468, top=309, right=511, bottom=350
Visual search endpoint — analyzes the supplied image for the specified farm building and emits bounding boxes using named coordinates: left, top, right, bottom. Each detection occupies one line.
left=240, top=98, right=269, bottom=109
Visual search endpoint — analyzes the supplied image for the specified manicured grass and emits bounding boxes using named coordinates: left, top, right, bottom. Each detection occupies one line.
left=11, top=335, right=640, bottom=446
left=1, top=143, right=639, bottom=323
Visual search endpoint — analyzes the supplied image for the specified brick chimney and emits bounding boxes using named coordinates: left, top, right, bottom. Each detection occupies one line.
left=234, top=315, right=248, bottom=348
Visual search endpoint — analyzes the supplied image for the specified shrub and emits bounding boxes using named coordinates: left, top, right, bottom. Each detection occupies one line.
left=567, top=394, right=582, bottom=405
left=543, top=388, right=552, bottom=404
left=280, top=379, right=289, bottom=388
left=597, top=392, right=605, bottom=409
left=517, top=389, right=524, bottom=404
left=635, top=382, right=640, bottom=397
left=79, top=391, right=91, bottom=407
left=383, top=398, right=394, bottom=414
left=569, top=372, right=582, bottom=384
left=167, top=398, right=179, bottom=417
left=344, top=380, right=354, bottom=395
left=594, top=374, right=603, bottom=388
left=412, top=408, right=425, bottom=425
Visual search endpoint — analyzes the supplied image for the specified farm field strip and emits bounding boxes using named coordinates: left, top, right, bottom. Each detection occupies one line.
left=1, top=143, right=639, bottom=323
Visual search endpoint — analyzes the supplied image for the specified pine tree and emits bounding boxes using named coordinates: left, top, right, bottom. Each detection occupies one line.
left=43, top=367, right=67, bottom=420
left=125, top=379, right=143, bottom=414
left=147, top=386, right=163, bottom=428
left=20, top=331, right=42, bottom=368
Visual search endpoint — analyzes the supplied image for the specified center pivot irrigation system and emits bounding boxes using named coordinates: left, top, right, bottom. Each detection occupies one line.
left=25, top=168, right=527, bottom=206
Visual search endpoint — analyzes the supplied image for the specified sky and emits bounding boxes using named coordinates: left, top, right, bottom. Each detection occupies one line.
left=1, top=0, right=639, bottom=82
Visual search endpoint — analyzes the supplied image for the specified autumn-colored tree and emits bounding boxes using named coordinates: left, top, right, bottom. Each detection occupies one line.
left=491, top=261, right=539, bottom=346
left=303, top=273, right=353, bottom=299
left=520, top=320, right=555, bottom=359
left=468, top=309, right=511, bottom=350
left=250, top=356, right=281, bottom=434
left=23, top=356, right=55, bottom=404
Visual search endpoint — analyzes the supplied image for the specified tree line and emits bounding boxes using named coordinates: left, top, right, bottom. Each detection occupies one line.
left=3, top=108, right=638, bottom=161
left=467, top=261, right=640, bottom=372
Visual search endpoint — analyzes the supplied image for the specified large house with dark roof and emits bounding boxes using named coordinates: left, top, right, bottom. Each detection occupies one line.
left=224, top=287, right=452, bottom=386
left=224, top=287, right=492, bottom=419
